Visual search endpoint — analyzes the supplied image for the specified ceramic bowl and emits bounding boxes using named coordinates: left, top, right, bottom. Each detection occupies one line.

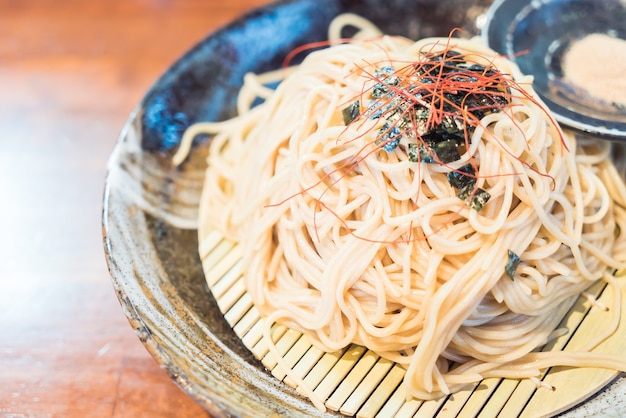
left=102, top=0, right=625, bottom=416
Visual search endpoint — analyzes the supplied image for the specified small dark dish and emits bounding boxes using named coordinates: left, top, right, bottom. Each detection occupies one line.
left=102, top=0, right=623, bottom=416
left=483, top=0, right=626, bottom=139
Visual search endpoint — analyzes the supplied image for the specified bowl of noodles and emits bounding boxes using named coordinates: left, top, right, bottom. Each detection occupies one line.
left=102, top=0, right=626, bottom=416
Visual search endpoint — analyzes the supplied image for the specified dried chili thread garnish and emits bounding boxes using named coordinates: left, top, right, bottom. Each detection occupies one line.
left=270, top=37, right=563, bottom=246
left=342, top=48, right=520, bottom=211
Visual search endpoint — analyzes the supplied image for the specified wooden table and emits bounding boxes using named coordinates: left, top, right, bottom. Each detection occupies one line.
left=0, top=0, right=269, bottom=416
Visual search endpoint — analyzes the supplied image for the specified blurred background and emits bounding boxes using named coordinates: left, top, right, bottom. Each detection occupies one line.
left=0, top=0, right=267, bottom=416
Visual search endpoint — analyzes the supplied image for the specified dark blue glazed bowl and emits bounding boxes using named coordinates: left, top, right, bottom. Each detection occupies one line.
left=103, top=2, right=491, bottom=415
left=483, top=0, right=626, bottom=139
left=103, top=0, right=624, bottom=416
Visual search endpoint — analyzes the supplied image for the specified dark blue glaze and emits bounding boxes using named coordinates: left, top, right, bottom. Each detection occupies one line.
left=140, top=0, right=491, bottom=152
left=141, top=0, right=340, bottom=151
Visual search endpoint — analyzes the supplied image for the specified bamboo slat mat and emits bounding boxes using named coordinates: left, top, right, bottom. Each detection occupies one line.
left=200, top=230, right=626, bottom=417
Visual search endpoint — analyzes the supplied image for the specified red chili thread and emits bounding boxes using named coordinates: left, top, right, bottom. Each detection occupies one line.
left=267, top=33, right=566, bottom=245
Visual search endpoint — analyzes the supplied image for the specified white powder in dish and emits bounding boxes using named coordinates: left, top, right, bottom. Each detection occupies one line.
left=562, top=33, right=626, bottom=109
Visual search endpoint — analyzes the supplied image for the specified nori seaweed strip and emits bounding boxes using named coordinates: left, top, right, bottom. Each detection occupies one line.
left=431, top=139, right=462, bottom=163
left=376, top=122, right=401, bottom=152
left=407, top=143, right=419, bottom=162
left=447, top=164, right=491, bottom=211
left=467, top=188, right=491, bottom=211
left=342, top=100, right=360, bottom=125
left=447, top=164, right=476, bottom=190
left=505, top=250, right=521, bottom=279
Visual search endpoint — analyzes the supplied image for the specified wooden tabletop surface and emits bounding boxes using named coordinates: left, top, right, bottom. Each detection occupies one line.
left=0, top=0, right=269, bottom=416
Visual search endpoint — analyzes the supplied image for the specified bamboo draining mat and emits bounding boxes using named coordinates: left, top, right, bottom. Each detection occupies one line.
left=200, top=230, right=626, bottom=417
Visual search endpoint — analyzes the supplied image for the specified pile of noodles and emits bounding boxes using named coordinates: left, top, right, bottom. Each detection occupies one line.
left=176, top=14, right=626, bottom=409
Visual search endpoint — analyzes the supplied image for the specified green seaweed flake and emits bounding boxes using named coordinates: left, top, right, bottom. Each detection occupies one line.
left=447, top=164, right=476, bottom=190
left=447, top=164, right=490, bottom=211
left=505, top=250, right=521, bottom=280
left=342, top=100, right=361, bottom=125
left=467, top=188, right=491, bottom=211
left=408, top=143, right=419, bottom=162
